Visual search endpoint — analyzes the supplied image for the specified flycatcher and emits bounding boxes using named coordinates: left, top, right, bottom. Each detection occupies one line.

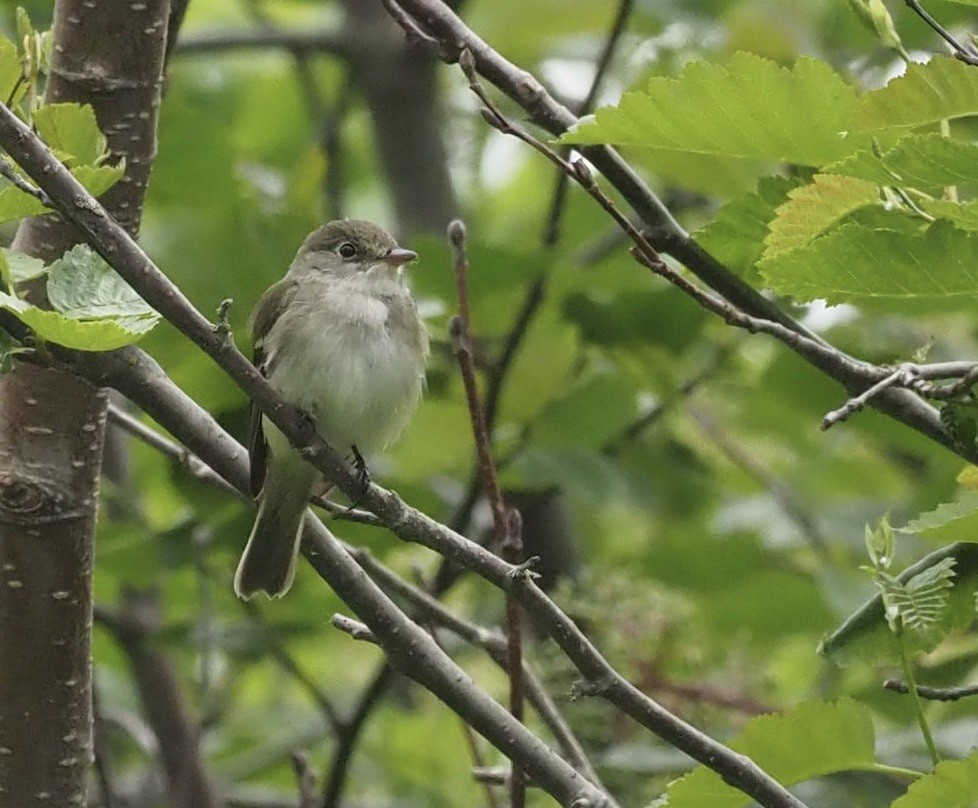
left=234, top=220, right=429, bottom=599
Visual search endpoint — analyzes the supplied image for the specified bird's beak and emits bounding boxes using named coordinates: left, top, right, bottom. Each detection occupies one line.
left=383, top=247, right=418, bottom=267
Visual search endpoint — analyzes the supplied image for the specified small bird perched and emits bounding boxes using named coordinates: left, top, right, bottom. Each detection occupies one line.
left=234, top=220, right=429, bottom=599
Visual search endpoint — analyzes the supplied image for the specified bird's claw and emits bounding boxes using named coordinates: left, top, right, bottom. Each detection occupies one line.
left=345, top=444, right=371, bottom=511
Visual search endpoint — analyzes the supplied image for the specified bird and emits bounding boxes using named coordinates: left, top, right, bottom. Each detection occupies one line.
left=234, top=219, right=429, bottom=599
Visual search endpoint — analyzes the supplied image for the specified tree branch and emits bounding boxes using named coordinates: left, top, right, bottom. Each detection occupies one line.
left=174, top=29, right=349, bottom=58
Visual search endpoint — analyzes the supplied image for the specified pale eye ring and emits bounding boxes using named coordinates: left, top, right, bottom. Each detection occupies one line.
left=338, top=242, right=357, bottom=259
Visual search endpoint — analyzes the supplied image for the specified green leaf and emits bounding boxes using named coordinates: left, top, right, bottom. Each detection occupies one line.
left=560, top=53, right=863, bottom=166
left=0, top=166, right=116, bottom=227
left=0, top=244, right=163, bottom=350
left=759, top=219, right=978, bottom=310
left=902, top=491, right=978, bottom=543
left=941, top=400, right=978, bottom=451
left=891, top=748, right=978, bottom=807
left=32, top=102, right=106, bottom=166
left=865, top=0, right=906, bottom=54
left=827, top=134, right=978, bottom=190
left=0, top=327, right=28, bottom=374
left=3, top=248, right=47, bottom=283
left=694, top=175, right=801, bottom=281
left=0, top=35, right=22, bottom=105
left=762, top=174, right=880, bottom=259
left=819, top=542, right=978, bottom=664
left=0, top=290, right=157, bottom=350
left=47, top=244, right=157, bottom=321
left=71, top=163, right=124, bottom=197
left=0, top=248, right=10, bottom=290
left=0, top=184, right=47, bottom=222
left=857, top=56, right=978, bottom=131
left=918, top=199, right=978, bottom=232
left=879, top=556, right=956, bottom=636
left=866, top=517, right=895, bottom=571
left=654, top=699, right=875, bottom=807
left=15, top=7, right=33, bottom=41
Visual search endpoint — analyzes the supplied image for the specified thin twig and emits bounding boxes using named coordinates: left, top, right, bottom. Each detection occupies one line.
left=0, top=154, right=51, bottom=205
left=92, top=684, right=117, bottom=808
left=291, top=751, right=320, bottom=808
left=174, top=28, right=349, bottom=57
left=448, top=219, right=526, bottom=808
left=912, top=362, right=978, bottom=399
left=884, top=678, right=978, bottom=701
left=240, top=0, right=346, bottom=223
left=321, top=83, right=354, bottom=221
left=458, top=54, right=891, bottom=420
left=331, top=614, right=380, bottom=645
left=690, top=406, right=829, bottom=556
left=904, top=0, right=978, bottom=64
left=381, top=0, right=443, bottom=49
left=321, top=667, right=396, bottom=808
left=482, top=273, right=547, bottom=435
left=822, top=368, right=908, bottom=429
left=823, top=361, right=978, bottom=417
left=603, top=342, right=735, bottom=454
left=543, top=0, right=634, bottom=246
left=108, top=401, right=378, bottom=524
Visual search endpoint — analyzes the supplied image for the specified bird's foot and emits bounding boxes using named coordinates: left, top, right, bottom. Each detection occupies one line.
left=347, top=444, right=371, bottom=510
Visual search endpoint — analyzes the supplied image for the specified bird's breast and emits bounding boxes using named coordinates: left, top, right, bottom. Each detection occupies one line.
left=263, top=287, right=427, bottom=453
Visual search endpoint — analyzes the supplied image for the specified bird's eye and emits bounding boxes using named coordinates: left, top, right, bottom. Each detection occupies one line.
left=338, top=242, right=357, bottom=259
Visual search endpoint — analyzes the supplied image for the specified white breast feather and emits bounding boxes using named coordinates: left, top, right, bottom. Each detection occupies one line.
left=263, top=278, right=425, bottom=456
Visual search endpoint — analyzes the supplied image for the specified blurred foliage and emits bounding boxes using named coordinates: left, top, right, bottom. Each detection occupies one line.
left=5, top=0, right=978, bottom=805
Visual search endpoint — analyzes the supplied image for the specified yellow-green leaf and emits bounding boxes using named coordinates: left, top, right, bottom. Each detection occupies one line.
left=33, top=102, right=106, bottom=166
left=0, top=290, right=156, bottom=350
left=71, top=163, right=124, bottom=197
left=0, top=35, right=22, bottom=105
left=760, top=219, right=978, bottom=310
left=892, top=749, right=978, bottom=807
left=827, top=133, right=978, bottom=189
left=857, top=56, right=978, bottom=131
left=655, top=700, right=875, bottom=808
left=0, top=185, right=46, bottom=222
left=560, top=52, right=863, bottom=166
left=762, top=174, right=880, bottom=259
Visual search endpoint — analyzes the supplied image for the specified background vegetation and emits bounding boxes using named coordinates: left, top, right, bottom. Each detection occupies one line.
left=4, top=0, right=978, bottom=806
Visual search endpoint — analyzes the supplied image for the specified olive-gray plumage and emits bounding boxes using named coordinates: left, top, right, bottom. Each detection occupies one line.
left=234, top=220, right=429, bottom=599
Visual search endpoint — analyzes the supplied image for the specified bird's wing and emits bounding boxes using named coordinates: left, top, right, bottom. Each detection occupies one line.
left=248, top=278, right=298, bottom=498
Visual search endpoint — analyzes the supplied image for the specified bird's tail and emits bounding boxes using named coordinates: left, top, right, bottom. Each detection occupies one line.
left=234, top=459, right=317, bottom=599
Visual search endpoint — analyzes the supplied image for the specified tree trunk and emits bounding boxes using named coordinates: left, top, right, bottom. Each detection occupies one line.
left=341, top=0, right=459, bottom=236
left=0, top=0, right=168, bottom=803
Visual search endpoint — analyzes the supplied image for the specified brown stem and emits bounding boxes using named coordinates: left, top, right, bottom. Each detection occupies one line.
left=447, top=219, right=526, bottom=806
